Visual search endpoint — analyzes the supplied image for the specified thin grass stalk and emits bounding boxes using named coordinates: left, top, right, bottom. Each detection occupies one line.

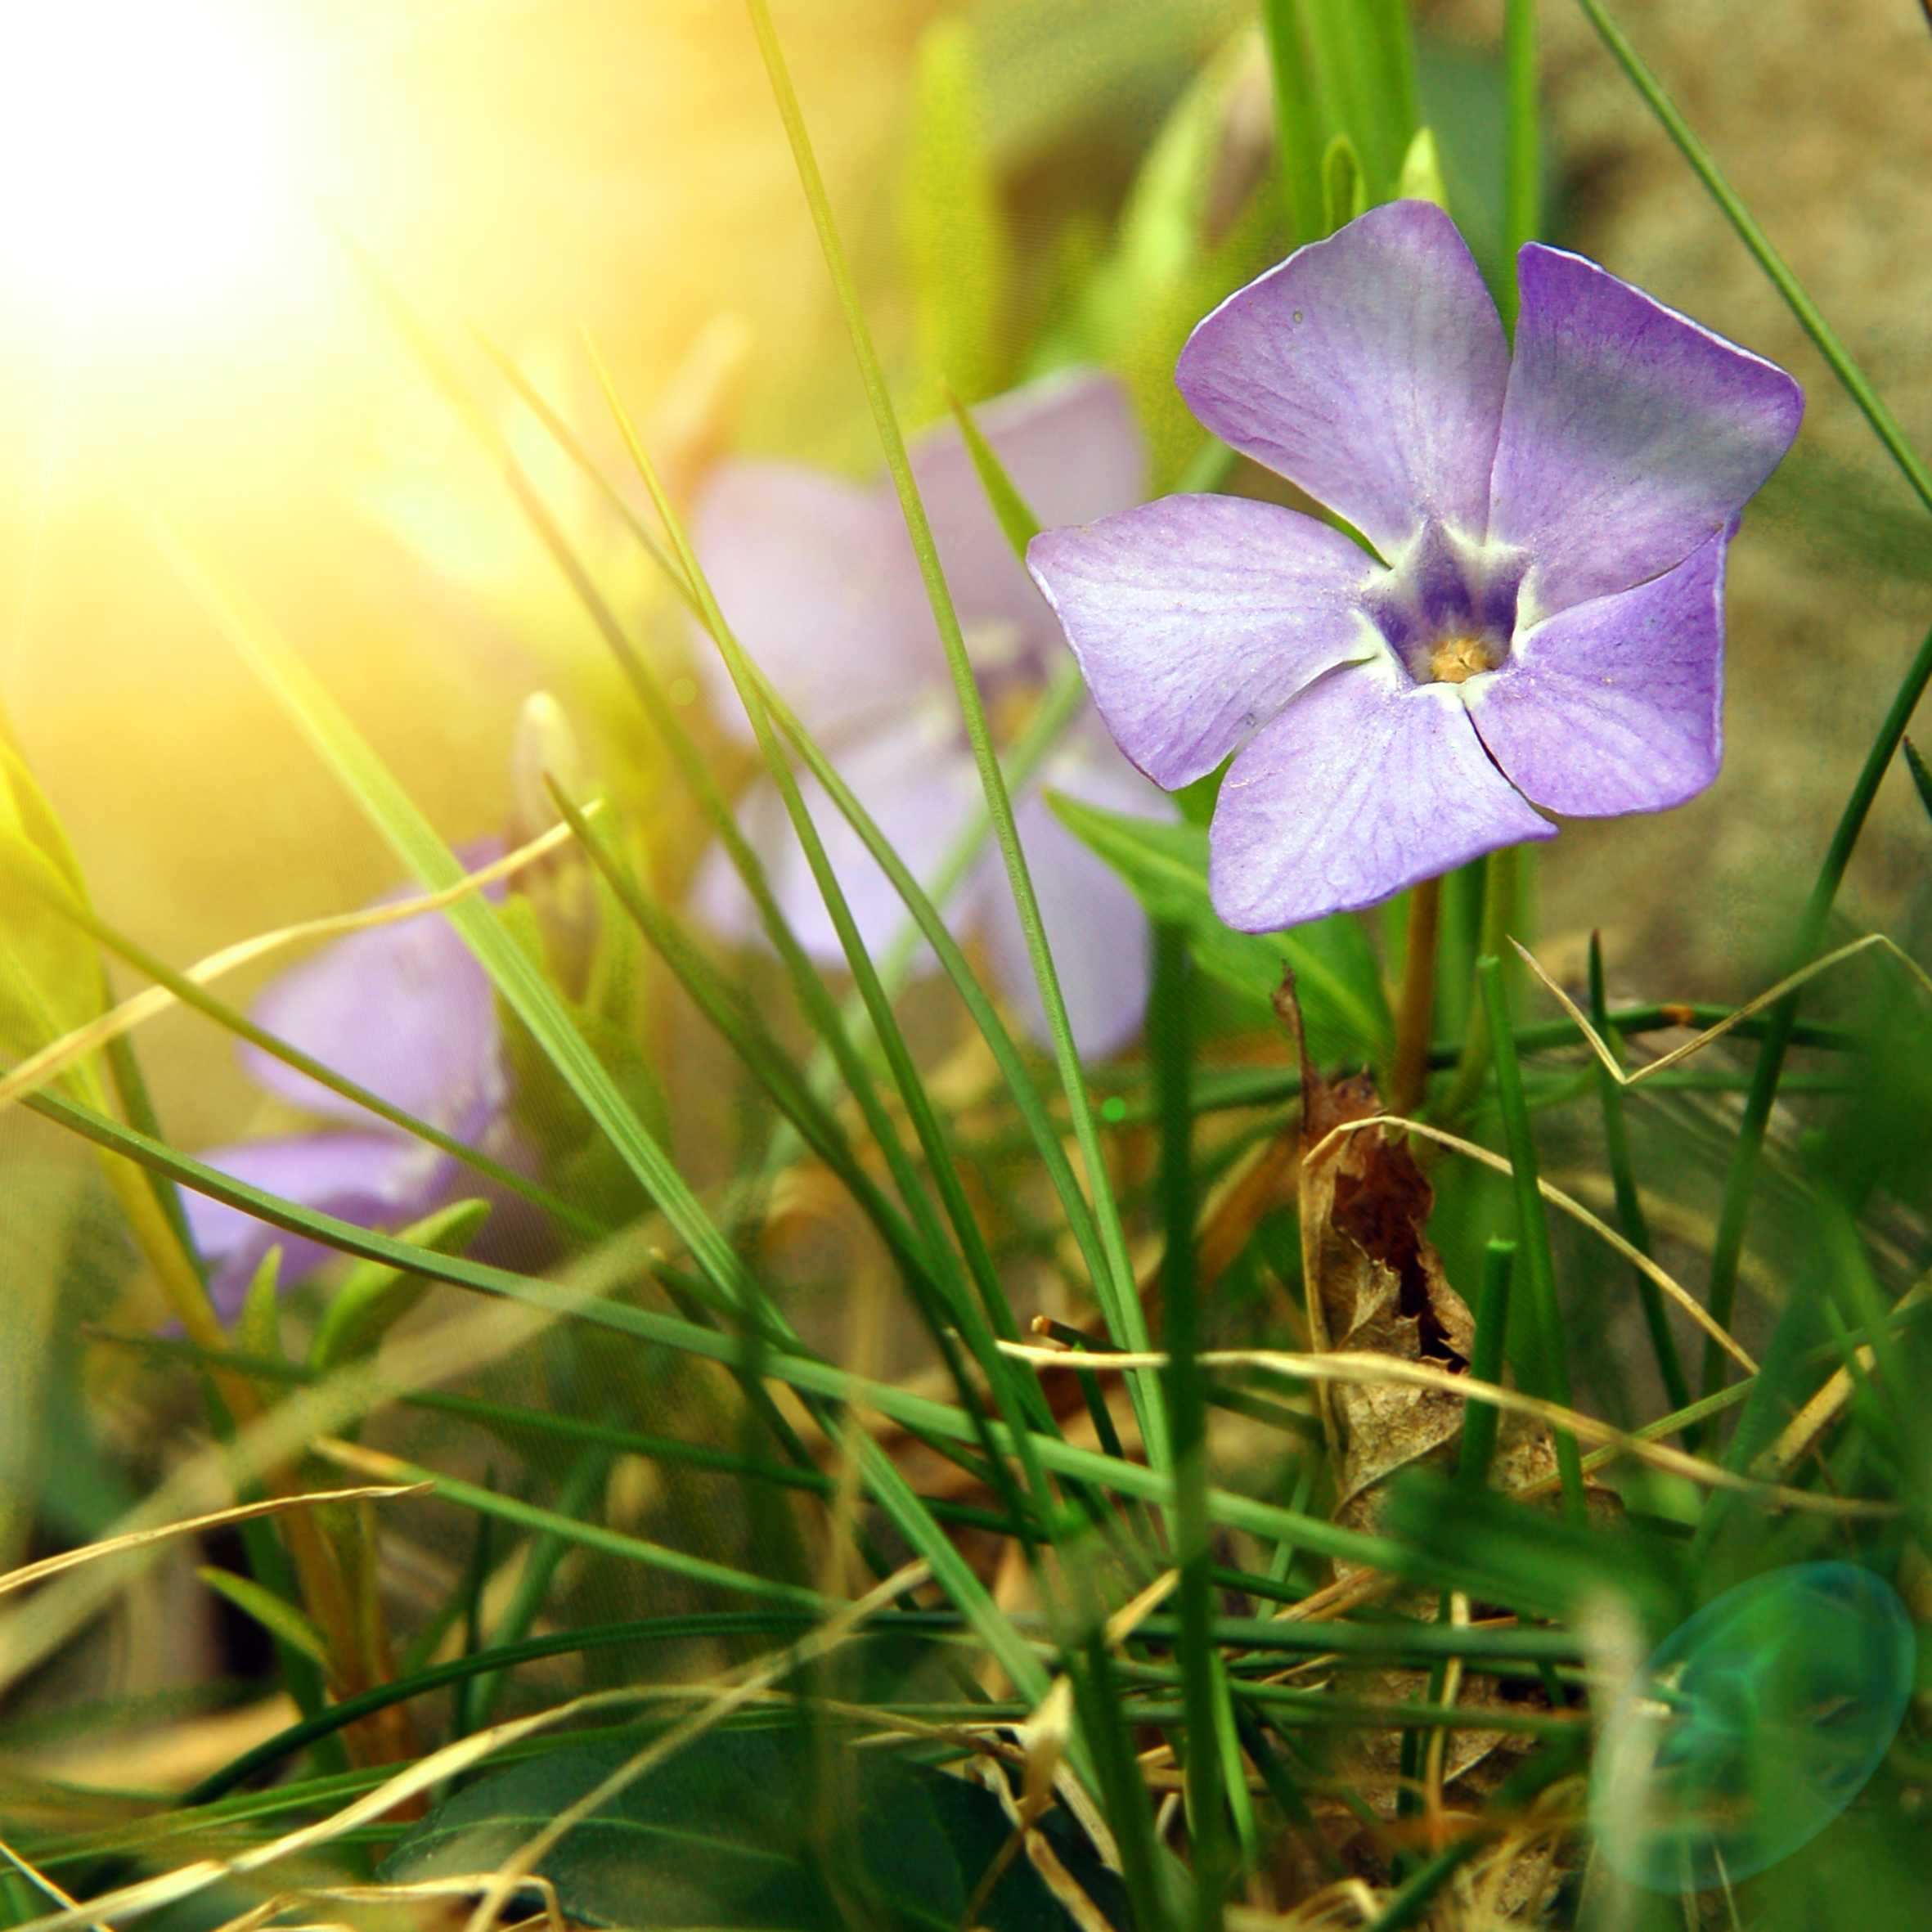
left=1587, top=933, right=1692, bottom=1434
left=570, top=343, right=1123, bottom=1393
left=551, top=787, right=965, bottom=1319
left=739, top=0, right=1166, bottom=1470
left=3, top=853, right=603, bottom=1241
left=1150, top=927, right=1226, bottom=1928
left=369, top=307, right=946, bottom=1293
left=139, top=507, right=762, bottom=1321
left=459, top=1438, right=610, bottom=1734
left=580, top=357, right=1064, bottom=1534
left=25, top=1085, right=1430, bottom=1587
left=1475, top=957, right=1586, bottom=1520
left=1704, top=614, right=1932, bottom=1398
left=101, top=1329, right=1040, bottom=1531
left=315, top=1441, right=826, bottom=1612
left=479, top=349, right=1117, bottom=1311
left=486, top=434, right=951, bottom=1287
left=1068, top=1636, right=1181, bottom=1932
left=1458, top=1239, right=1515, bottom=1490
left=1904, top=737, right=1932, bottom=822
left=134, top=516, right=1046, bottom=1713
left=1573, top=0, right=1932, bottom=519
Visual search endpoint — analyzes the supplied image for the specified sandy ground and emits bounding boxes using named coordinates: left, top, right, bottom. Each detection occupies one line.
left=1423, top=0, right=1932, bottom=991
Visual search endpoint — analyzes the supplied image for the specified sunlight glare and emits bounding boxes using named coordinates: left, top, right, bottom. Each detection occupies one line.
left=0, top=1, right=289, bottom=315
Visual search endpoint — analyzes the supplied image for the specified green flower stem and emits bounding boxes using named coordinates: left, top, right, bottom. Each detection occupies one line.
left=1587, top=932, right=1692, bottom=1431
left=1390, top=874, right=1441, bottom=1116
left=1704, top=614, right=1932, bottom=1399
left=1475, top=956, right=1586, bottom=1521
left=1434, top=845, right=1519, bottom=1122
left=741, top=0, right=1166, bottom=1472
left=1575, top=0, right=1932, bottom=519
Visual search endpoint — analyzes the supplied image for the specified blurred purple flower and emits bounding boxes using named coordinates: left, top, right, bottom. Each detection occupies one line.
left=1027, top=201, right=1804, bottom=932
left=691, top=370, right=1169, bottom=1057
left=184, top=851, right=511, bottom=1319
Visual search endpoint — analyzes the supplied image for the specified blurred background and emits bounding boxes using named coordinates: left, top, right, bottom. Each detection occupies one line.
left=3, top=0, right=1930, bottom=1159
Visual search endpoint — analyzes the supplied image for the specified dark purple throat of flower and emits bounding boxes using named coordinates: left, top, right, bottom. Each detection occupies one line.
left=1362, top=519, right=1525, bottom=692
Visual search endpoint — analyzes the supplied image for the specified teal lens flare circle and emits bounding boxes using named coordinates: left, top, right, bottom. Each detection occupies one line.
left=1591, top=1562, right=1916, bottom=1892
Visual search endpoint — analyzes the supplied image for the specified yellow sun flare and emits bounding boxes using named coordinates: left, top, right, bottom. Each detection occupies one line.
left=0, top=0, right=289, bottom=317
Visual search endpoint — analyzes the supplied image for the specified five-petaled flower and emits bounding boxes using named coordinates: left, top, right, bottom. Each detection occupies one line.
left=1027, top=200, right=1804, bottom=932
left=692, top=371, right=1169, bottom=1057
left=184, top=854, right=514, bottom=1318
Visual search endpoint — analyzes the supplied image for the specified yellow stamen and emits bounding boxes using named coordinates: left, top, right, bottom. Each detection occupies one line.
left=1427, top=635, right=1496, bottom=685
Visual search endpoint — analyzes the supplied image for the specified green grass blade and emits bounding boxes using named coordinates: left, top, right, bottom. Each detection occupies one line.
left=18, top=870, right=604, bottom=1240
left=321, top=1443, right=826, bottom=1611
left=1457, top=1239, right=1514, bottom=1489
left=137, top=500, right=762, bottom=1319
left=34, top=1085, right=1421, bottom=1589
left=1587, top=933, right=1691, bottom=1429
left=739, top=0, right=1166, bottom=1469
left=1574, top=0, right=1932, bottom=519
left=1704, top=613, right=1932, bottom=1397
left=1476, top=956, right=1585, bottom=1520
left=1261, top=0, right=1323, bottom=244
left=1150, top=926, right=1227, bottom=1929
left=1904, top=737, right=1932, bottom=825
left=493, top=332, right=1117, bottom=1319
left=1502, top=0, right=1539, bottom=330
left=577, top=344, right=1062, bottom=1527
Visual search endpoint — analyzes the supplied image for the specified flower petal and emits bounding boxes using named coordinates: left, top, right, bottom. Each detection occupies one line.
left=693, top=711, right=984, bottom=965
left=976, top=736, right=1163, bottom=1058
left=1466, top=530, right=1728, bottom=818
left=912, top=368, right=1148, bottom=657
left=1208, top=658, right=1553, bottom=932
left=243, top=902, right=505, bottom=1137
left=1489, top=244, right=1803, bottom=622
left=1028, top=493, right=1377, bottom=791
left=1175, top=200, right=1510, bottom=558
left=182, top=1132, right=454, bottom=1318
left=693, top=461, right=934, bottom=744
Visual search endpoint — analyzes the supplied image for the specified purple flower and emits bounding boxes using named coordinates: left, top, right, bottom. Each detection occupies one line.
left=183, top=853, right=512, bottom=1318
left=691, top=371, right=1170, bottom=1057
left=1026, top=201, right=1804, bottom=932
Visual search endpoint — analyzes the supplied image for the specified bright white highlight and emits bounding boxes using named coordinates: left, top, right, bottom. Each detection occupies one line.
left=0, top=2, right=287, bottom=314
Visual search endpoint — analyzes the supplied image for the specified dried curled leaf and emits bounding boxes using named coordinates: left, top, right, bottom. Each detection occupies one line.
left=1278, top=973, right=1607, bottom=1551
left=1285, top=979, right=1474, bottom=1544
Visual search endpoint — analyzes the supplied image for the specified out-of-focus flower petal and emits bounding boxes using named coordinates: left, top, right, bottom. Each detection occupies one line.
left=1467, top=530, right=1728, bottom=818
left=1488, top=244, right=1804, bottom=623
left=692, top=708, right=985, bottom=964
left=243, top=902, right=506, bottom=1137
left=1209, top=658, right=1554, bottom=932
left=1176, top=200, right=1510, bottom=559
left=976, top=736, right=1160, bottom=1058
left=183, top=1132, right=455, bottom=1318
left=913, top=369, right=1149, bottom=649
left=693, top=461, right=934, bottom=744
left=1028, top=494, right=1377, bottom=791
